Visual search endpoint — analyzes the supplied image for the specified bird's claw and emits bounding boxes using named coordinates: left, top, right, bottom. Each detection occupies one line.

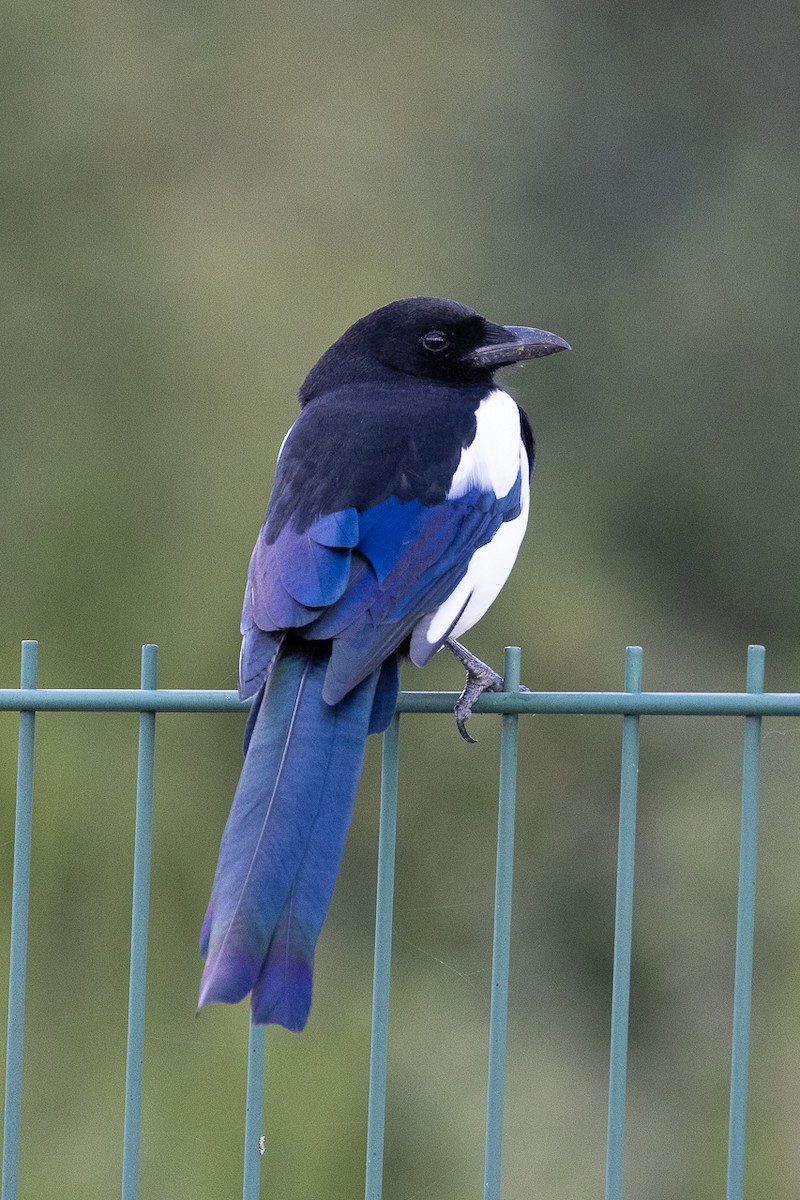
left=454, top=671, right=503, bottom=743
left=446, top=637, right=527, bottom=743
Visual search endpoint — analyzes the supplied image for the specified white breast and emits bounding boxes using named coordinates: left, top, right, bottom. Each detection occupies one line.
left=447, top=389, right=524, bottom=500
left=409, top=390, right=530, bottom=663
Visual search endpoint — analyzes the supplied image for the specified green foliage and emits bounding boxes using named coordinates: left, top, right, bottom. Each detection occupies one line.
left=2, top=0, right=800, bottom=1196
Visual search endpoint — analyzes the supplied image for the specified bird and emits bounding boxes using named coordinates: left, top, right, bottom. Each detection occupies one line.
left=198, top=297, right=569, bottom=1031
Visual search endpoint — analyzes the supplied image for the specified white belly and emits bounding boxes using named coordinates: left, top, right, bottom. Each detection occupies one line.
left=410, top=390, right=530, bottom=663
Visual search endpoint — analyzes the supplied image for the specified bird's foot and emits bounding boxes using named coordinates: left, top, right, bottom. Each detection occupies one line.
left=445, top=638, right=527, bottom=744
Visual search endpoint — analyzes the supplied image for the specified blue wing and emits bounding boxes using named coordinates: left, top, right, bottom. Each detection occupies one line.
left=239, top=474, right=523, bottom=704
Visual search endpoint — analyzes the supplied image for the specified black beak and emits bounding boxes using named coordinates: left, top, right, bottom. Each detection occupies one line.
left=465, top=324, right=571, bottom=370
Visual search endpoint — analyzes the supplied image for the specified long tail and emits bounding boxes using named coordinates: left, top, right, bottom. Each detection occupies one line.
left=198, top=640, right=395, bottom=1030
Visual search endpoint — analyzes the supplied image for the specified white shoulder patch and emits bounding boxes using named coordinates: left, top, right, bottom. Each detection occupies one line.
left=447, top=390, right=522, bottom=500
left=276, top=421, right=295, bottom=464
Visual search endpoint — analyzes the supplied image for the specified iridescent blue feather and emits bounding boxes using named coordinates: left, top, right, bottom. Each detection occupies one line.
left=199, top=640, right=387, bottom=1027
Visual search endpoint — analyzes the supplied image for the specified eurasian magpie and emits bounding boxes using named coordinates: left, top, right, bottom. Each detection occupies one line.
left=198, top=297, right=569, bottom=1030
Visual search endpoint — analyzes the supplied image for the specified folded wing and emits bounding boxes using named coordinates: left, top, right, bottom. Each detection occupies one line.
left=239, top=475, right=524, bottom=704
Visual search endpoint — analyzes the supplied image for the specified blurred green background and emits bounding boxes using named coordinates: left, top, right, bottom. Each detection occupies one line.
left=2, top=0, right=800, bottom=1196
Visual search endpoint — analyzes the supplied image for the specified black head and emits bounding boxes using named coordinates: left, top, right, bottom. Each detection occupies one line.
left=298, top=297, right=569, bottom=404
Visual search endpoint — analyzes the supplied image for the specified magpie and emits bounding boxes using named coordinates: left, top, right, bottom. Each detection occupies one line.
left=198, top=297, right=569, bottom=1030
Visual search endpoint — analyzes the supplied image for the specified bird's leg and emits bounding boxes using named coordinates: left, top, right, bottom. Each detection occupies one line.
left=445, top=637, right=507, bottom=744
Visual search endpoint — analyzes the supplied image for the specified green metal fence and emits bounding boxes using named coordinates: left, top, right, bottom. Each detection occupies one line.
left=1, top=639, right=795, bottom=1199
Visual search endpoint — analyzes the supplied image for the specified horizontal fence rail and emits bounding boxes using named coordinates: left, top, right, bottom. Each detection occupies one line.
left=1, top=640, right=795, bottom=1200
left=4, top=687, right=800, bottom=716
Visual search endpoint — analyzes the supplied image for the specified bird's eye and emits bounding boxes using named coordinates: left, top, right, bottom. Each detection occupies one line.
left=421, top=329, right=451, bottom=354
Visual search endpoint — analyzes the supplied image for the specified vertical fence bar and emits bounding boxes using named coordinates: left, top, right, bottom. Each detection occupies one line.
left=483, top=646, right=521, bottom=1200
left=121, top=645, right=158, bottom=1200
left=364, top=713, right=401, bottom=1200
left=726, top=645, right=765, bottom=1200
left=243, top=1021, right=266, bottom=1200
left=605, top=646, right=643, bottom=1200
left=2, top=641, right=39, bottom=1200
